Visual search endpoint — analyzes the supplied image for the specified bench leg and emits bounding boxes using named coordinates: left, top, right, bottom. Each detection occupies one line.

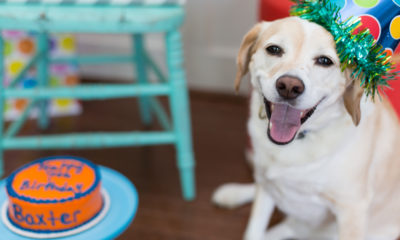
left=133, top=34, right=152, bottom=126
left=0, top=34, right=4, bottom=178
left=37, top=32, right=49, bottom=130
left=166, top=30, right=196, bottom=201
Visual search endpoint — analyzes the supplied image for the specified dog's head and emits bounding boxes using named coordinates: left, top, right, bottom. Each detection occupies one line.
left=236, top=17, right=364, bottom=145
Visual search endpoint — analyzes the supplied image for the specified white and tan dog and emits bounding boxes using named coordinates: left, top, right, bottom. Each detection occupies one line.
left=212, top=17, right=400, bottom=240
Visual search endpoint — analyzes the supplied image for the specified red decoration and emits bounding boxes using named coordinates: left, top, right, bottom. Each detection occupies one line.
left=259, top=0, right=293, bottom=21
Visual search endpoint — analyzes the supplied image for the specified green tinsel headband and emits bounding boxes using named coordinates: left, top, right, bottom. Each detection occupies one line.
left=290, top=0, right=396, bottom=98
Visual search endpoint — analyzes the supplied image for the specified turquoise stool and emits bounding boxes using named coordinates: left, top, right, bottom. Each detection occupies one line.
left=0, top=2, right=195, bottom=200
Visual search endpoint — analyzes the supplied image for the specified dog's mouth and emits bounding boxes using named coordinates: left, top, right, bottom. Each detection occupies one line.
left=264, top=97, right=319, bottom=145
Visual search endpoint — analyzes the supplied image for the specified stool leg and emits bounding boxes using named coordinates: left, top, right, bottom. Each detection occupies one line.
left=165, top=30, right=196, bottom=201
left=37, top=32, right=49, bottom=130
left=0, top=34, right=5, bottom=178
left=133, top=34, right=152, bottom=126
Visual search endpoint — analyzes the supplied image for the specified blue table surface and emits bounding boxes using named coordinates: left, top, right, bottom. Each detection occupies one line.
left=0, top=166, right=139, bottom=240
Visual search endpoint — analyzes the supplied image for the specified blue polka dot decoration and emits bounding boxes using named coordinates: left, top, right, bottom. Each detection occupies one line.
left=23, top=78, right=38, bottom=89
left=335, top=0, right=400, bottom=54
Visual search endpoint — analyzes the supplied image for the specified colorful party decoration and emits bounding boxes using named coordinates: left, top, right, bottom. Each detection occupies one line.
left=2, top=31, right=81, bottom=120
left=338, top=0, right=400, bottom=52
left=291, top=0, right=400, bottom=98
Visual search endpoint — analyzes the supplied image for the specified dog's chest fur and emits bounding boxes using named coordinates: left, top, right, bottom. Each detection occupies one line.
left=254, top=155, right=335, bottom=222
left=263, top=173, right=330, bottom=221
left=248, top=91, right=370, bottom=222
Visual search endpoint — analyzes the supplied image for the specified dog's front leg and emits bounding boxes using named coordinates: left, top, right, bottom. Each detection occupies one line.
left=336, top=202, right=368, bottom=240
left=243, top=185, right=274, bottom=240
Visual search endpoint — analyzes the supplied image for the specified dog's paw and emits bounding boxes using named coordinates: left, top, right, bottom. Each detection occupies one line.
left=212, top=183, right=255, bottom=209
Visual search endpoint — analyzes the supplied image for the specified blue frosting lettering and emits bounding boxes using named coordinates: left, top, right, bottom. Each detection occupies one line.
left=45, top=182, right=55, bottom=191
left=75, top=184, right=83, bottom=193
left=48, top=211, right=56, bottom=226
left=25, top=214, right=34, bottom=225
left=10, top=204, right=85, bottom=226
left=38, top=161, right=84, bottom=178
left=60, top=213, right=71, bottom=224
left=73, top=210, right=80, bottom=223
left=36, top=214, right=46, bottom=226
left=18, top=180, right=84, bottom=197
left=19, top=181, right=30, bottom=191
left=18, top=160, right=90, bottom=198
left=45, top=210, right=80, bottom=226
left=13, top=204, right=24, bottom=222
left=35, top=183, right=45, bottom=190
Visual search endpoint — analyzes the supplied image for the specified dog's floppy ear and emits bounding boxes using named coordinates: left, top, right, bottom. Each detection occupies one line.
left=343, top=69, right=364, bottom=126
left=344, top=54, right=398, bottom=125
left=235, top=23, right=263, bottom=92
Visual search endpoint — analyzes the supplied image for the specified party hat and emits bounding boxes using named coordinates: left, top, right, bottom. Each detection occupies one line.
left=291, top=0, right=400, bottom=98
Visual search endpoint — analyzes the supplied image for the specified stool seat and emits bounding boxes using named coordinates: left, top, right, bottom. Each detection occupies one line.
left=0, top=5, right=184, bottom=32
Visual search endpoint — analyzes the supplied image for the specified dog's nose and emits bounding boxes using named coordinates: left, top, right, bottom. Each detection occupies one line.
left=275, top=76, right=305, bottom=100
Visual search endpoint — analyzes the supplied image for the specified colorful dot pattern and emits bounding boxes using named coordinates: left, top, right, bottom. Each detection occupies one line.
left=353, top=0, right=379, bottom=8
left=357, top=15, right=381, bottom=41
left=334, top=0, right=400, bottom=55
left=1, top=31, right=81, bottom=120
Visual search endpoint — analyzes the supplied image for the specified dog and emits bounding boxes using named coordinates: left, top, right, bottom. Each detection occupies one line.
left=212, top=17, right=400, bottom=240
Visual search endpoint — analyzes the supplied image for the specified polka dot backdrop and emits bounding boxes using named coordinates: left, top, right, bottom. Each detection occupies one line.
left=2, top=31, right=81, bottom=120
left=338, top=0, right=400, bottom=58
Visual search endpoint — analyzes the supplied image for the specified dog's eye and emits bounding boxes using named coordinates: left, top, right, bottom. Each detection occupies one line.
left=266, top=45, right=283, bottom=56
left=315, top=56, right=333, bottom=67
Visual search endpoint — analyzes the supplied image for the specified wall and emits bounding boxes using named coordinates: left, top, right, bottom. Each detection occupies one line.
left=77, top=0, right=258, bottom=94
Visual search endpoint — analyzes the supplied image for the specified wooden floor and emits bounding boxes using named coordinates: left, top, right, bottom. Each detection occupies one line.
left=6, top=88, right=400, bottom=240
left=3, top=89, right=280, bottom=240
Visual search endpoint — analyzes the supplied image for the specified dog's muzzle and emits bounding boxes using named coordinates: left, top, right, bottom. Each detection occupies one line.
left=263, top=97, right=318, bottom=145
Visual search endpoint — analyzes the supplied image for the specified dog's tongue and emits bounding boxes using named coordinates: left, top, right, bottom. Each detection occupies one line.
left=269, top=103, right=302, bottom=143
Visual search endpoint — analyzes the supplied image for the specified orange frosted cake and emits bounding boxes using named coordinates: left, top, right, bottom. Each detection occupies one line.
left=3, top=156, right=108, bottom=237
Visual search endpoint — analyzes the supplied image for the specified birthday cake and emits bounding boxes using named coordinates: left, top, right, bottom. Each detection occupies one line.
left=3, top=156, right=109, bottom=238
